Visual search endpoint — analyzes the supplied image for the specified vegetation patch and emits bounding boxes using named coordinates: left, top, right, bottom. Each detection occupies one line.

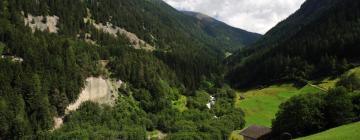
left=229, top=130, right=244, bottom=140
left=296, top=121, right=360, bottom=140
left=172, top=95, right=188, bottom=112
left=0, top=42, right=5, bottom=54
left=316, top=66, right=360, bottom=90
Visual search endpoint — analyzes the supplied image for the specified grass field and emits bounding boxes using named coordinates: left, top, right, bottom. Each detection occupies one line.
left=235, top=84, right=321, bottom=128
left=230, top=84, right=322, bottom=140
left=296, top=122, right=360, bottom=140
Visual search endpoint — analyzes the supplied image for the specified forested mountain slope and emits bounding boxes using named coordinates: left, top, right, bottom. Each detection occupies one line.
left=0, top=0, right=250, bottom=139
left=183, top=11, right=261, bottom=52
left=226, top=0, right=360, bottom=88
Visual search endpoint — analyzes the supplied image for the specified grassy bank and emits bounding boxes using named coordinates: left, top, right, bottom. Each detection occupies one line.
left=296, top=122, right=360, bottom=140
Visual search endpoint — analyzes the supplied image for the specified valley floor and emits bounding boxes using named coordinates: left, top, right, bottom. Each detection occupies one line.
left=235, top=84, right=321, bottom=128
left=229, top=66, right=360, bottom=140
left=230, top=84, right=321, bottom=140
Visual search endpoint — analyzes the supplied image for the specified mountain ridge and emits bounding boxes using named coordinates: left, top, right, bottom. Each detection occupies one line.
left=182, top=11, right=261, bottom=51
left=226, top=0, right=360, bottom=88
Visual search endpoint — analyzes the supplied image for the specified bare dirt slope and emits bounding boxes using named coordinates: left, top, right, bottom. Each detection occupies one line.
left=53, top=77, right=122, bottom=130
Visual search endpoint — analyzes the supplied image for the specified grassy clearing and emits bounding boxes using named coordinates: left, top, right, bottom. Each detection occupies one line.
left=172, top=95, right=188, bottom=112
left=235, top=84, right=321, bottom=128
left=230, top=84, right=321, bottom=140
left=296, top=122, right=360, bottom=140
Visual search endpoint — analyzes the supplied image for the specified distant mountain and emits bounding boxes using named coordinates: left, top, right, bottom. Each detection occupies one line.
left=183, top=11, right=261, bottom=52
left=226, top=0, right=360, bottom=88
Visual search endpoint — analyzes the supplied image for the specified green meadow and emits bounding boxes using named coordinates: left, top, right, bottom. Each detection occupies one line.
left=230, top=84, right=322, bottom=140
left=297, top=121, right=360, bottom=140
left=235, top=84, right=321, bottom=128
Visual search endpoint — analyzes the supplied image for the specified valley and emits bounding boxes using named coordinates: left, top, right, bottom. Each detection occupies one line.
left=0, top=0, right=360, bottom=139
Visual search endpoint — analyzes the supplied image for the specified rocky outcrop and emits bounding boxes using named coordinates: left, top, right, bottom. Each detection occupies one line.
left=53, top=77, right=122, bottom=130
left=65, top=77, right=122, bottom=113
left=24, top=14, right=59, bottom=33
left=83, top=9, right=155, bottom=51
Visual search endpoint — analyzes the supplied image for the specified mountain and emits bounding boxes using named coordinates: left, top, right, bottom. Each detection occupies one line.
left=226, top=0, right=360, bottom=88
left=0, top=0, right=247, bottom=139
left=182, top=11, right=261, bottom=52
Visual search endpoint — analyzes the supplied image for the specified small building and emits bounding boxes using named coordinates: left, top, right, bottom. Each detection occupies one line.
left=240, top=125, right=272, bottom=140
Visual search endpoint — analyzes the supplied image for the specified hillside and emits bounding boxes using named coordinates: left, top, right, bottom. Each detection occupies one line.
left=0, top=0, right=251, bottom=139
left=296, top=121, right=360, bottom=140
left=226, top=0, right=360, bottom=88
left=182, top=11, right=261, bottom=52
left=2, top=0, right=359, bottom=139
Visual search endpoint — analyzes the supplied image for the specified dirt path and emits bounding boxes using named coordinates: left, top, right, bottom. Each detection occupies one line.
left=309, top=84, right=327, bottom=92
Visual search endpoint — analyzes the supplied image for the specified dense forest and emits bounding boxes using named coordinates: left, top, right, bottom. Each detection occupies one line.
left=0, top=0, right=256, bottom=139
left=226, top=0, right=360, bottom=88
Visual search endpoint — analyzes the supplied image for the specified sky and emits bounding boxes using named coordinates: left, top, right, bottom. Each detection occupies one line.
left=163, top=0, right=306, bottom=34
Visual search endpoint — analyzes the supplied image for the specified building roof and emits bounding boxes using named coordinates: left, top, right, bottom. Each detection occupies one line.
left=240, top=125, right=272, bottom=139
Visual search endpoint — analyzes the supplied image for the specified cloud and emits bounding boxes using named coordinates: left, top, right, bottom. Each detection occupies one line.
left=163, top=0, right=305, bottom=34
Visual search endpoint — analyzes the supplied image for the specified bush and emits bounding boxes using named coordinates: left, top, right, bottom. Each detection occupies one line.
left=336, top=73, right=360, bottom=91
left=351, top=92, right=360, bottom=121
left=324, top=87, right=355, bottom=127
left=272, top=93, right=327, bottom=138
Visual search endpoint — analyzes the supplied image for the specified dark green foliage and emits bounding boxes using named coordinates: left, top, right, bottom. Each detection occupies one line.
left=337, top=73, right=360, bottom=91
left=49, top=100, right=148, bottom=140
left=352, top=92, right=360, bottom=121
left=49, top=84, right=245, bottom=139
left=155, top=50, right=221, bottom=89
left=227, top=0, right=360, bottom=88
left=0, top=42, right=5, bottom=54
left=324, top=87, right=355, bottom=127
left=0, top=13, right=101, bottom=138
left=272, top=93, right=327, bottom=137
left=108, top=47, right=177, bottom=90
left=272, top=86, right=360, bottom=138
left=186, top=90, right=210, bottom=110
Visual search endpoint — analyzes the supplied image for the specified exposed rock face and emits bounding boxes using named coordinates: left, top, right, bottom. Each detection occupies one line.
left=53, top=77, right=122, bottom=130
left=83, top=9, right=155, bottom=51
left=24, top=14, right=59, bottom=33
left=91, top=22, right=155, bottom=51
left=66, top=77, right=122, bottom=113
left=53, top=117, right=63, bottom=130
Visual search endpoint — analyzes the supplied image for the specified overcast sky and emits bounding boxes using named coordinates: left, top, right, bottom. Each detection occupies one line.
left=163, top=0, right=306, bottom=34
